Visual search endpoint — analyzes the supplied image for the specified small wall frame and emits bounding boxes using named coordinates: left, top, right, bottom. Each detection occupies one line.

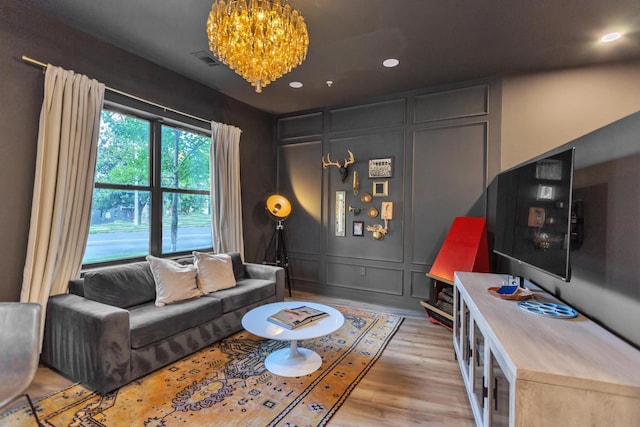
left=537, top=184, right=554, bottom=200
left=372, top=181, right=388, bottom=197
left=353, top=221, right=364, bottom=236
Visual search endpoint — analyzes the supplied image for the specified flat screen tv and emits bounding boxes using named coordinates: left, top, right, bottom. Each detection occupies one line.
left=570, top=143, right=640, bottom=296
left=494, top=148, right=574, bottom=281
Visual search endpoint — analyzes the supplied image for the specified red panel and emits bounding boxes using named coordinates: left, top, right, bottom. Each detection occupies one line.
left=428, top=217, right=489, bottom=283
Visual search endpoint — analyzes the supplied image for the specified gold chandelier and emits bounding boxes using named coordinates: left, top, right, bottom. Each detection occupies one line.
left=206, top=0, right=309, bottom=93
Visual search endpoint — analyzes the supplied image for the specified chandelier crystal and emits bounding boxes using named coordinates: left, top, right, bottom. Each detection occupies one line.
left=207, top=0, right=309, bottom=93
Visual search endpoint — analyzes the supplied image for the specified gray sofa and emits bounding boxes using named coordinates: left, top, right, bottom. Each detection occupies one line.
left=41, top=253, right=284, bottom=394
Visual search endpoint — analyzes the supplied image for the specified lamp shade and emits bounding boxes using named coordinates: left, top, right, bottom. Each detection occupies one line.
left=266, top=194, right=292, bottom=219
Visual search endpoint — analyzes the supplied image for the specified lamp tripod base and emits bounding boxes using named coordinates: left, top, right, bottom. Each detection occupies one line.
left=263, top=222, right=292, bottom=297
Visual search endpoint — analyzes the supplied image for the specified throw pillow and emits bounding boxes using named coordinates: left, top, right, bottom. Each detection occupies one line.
left=82, top=261, right=156, bottom=308
left=193, top=252, right=237, bottom=294
left=146, top=255, right=201, bottom=307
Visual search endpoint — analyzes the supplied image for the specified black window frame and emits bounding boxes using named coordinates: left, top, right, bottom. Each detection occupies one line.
left=83, top=102, right=213, bottom=269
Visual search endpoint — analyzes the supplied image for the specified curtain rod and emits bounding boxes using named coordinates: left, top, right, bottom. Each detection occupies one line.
left=21, top=55, right=211, bottom=125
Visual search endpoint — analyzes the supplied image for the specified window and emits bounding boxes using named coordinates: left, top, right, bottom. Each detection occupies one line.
left=82, top=108, right=212, bottom=266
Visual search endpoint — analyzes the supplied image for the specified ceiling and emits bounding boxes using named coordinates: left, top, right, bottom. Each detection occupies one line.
left=29, top=0, right=640, bottom=115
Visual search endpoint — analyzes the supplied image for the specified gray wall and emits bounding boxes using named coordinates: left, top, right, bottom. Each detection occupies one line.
left=275, top=83, right=501, bottom=309
left=0, top=0, right=275, bottom=301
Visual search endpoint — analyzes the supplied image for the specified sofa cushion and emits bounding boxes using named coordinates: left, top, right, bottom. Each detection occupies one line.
left=204, top=278, right=275, bottom=313
left=83, top=262, right=156, bottom=308
left=147, top=256, right=201, bottom=307
left=68, top=279, right=85, bottom=297
left=193, top=252, right=236, bottom=294
left=228, top=252, right=246, bottom=280
left=174, top=255, right=195, bottom=265
left=129, top=297, right=223, bottom=349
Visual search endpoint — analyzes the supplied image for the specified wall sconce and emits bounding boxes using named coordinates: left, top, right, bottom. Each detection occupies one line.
left=349, top=205, right=361, bottom=216
left=353, top=170, right=359, bottom=195
left=366, top=223, right=387, bottom=240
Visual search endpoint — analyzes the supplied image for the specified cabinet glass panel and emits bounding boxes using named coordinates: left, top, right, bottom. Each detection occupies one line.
left=490, top=352, right=510, bottom=427
left=454, top=286, right=462, bottom=347
left=461, top=301, right=471, bottom=378
left=472, top=320, right=485, bottom=411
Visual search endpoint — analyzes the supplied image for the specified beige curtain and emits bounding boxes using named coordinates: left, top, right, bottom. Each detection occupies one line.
left=21, top=65, right=105, bottom=316
left=210, top=121, right=244, bottom=259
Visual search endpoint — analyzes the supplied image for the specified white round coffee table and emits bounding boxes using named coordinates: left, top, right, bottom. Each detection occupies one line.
left=242, top=301, right=344, bottom=377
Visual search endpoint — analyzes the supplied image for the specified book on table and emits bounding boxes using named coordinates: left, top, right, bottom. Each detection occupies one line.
left=267, top=305, right=329, bottom=329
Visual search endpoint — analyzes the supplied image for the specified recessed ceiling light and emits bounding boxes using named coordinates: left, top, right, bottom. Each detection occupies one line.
left=289, top=81, right=303, bottom=88
left=600, top=32, right=622, bottom=43
left=382, top=58, right=399, bottom=68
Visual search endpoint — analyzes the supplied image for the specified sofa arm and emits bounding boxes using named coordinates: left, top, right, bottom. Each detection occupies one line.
left=41, top=293, right=131, bottom=394
left=244, top=263, right=285, bottom=301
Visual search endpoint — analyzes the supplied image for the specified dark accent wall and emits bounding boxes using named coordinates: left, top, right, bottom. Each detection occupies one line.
left=0, top=1, right=275, bottom=301
left=276, top=83, right=501, bottom=309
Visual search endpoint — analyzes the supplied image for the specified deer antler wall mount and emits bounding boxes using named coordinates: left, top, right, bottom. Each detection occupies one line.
left=322, top=150, right=355, bottom=183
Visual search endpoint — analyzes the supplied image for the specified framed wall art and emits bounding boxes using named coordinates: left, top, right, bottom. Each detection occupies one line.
left=335, top=191, right=346, bottom=236
left=535, top=159, right=563, bottom=180
left=353, top=221, right=364, bottom=236
left=368, top=157, right=392, bottom=178
left=372, top=181, right=388, bottom=197
left=537, top=184, right=555, bottom=200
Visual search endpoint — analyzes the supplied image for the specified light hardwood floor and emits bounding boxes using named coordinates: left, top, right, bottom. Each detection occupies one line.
left=295, top=291, right=475, bottom=427
left=12, top=291, right=474, bottom=426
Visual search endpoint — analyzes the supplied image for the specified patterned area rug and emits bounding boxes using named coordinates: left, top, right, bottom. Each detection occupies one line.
left=2, top=305, right=402, bottom=427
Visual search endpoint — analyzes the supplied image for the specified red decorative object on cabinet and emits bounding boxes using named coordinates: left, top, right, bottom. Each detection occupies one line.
left=421, top=216, right=490, bottom=329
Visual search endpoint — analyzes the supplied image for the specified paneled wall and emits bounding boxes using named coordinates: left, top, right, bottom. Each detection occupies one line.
left=276, top=83, right=500, bottom=309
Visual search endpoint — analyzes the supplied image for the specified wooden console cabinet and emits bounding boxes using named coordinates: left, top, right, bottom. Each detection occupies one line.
left=453, top=272, right=640, bottom=427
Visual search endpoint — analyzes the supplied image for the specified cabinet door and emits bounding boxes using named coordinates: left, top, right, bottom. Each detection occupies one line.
left=453, top=285, right=462, bottom=354
left=490, top=351, right=511, bottom=426
left=472, top=320, right=486, bottom=414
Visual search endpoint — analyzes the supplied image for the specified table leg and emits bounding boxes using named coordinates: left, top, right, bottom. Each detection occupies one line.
left=264, top=340, right=322, bottom=377
left=289, top=340, right=301, bottom=358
